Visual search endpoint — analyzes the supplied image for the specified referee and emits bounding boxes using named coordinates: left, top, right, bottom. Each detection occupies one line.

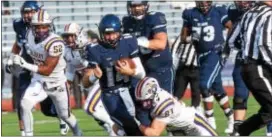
left=172, top=36, right=201, bottom=109
left=227, top=1, right=272, bottom=135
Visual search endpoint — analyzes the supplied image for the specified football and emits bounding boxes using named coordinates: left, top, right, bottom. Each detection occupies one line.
left=117, top=57, right=136, bottom=69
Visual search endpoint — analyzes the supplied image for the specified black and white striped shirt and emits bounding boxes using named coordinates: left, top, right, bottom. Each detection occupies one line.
left=228, top=4, right=272, bottom=65
left=171, top=36, right=198, bottom=68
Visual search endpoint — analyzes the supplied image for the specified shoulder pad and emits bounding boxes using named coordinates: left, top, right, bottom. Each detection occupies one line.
left=122, top=33, right=133, bottom=39
left=154, top=98, right=175, bottom=117
left=148, top=11, right=157, bottom=15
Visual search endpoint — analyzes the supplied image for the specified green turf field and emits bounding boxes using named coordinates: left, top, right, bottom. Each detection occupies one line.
left=2, top=97, right=266, bottom=136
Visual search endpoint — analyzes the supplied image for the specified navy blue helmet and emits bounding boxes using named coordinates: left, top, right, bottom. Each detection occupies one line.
left=195, top=1, right=213, bottom=14
left=98, top=14, right=122, bottom=47
left=20, top=1, right=40, bottom=23
left=127, top=0, right=149, bottom=20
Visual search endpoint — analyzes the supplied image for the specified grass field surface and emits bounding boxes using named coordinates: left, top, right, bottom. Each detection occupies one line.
left=2, top=97, right=266, bottom=136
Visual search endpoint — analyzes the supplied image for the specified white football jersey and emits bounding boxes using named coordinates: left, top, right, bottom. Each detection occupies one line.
left=25, top=29, right=66, bottom=83
left=151, top=90, right=197, bottom=129
left=64, top=46, right=88, bottom=81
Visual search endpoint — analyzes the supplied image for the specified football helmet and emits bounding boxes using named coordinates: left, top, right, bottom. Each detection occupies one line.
left=20, top=1, right=40, bottom=24
left=127, top=0, right=149, bottom=20
left=98, top=14, right=122, bottom=47
left=31, top=9, right=52, bottom=41
left=234, top=1, right=253, bottom=12
left=62, top=23, right=81, bottom=48
left=135, top=77, right=160, bottom=109
left=195, top=1, right=213, bottom=14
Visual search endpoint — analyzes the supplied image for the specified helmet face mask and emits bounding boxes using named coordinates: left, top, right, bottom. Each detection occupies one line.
left=31, top=10, right=52, bottom=42
left=195, top=1, right=212, bottom=14
left=62, top=34, right=77, bottom=48
left=98, top=14, right=122, bottom=47
left=20, top=1, right=40, bottom=24
left=135, top=77, right=160, bottom=110
left=234, top=1, right=252, bottom=12
left=32, top=24, right=50, bottom=42
left=127, top=1, right=149, bottom=20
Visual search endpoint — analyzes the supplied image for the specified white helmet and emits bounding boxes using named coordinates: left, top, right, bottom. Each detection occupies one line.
left=62, top=23, right=81, bottom=36
left=31, top=9, right=52, bottom=25
left=135, top=77, right=160, bottom=101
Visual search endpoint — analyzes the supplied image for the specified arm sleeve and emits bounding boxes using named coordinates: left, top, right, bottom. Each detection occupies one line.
left=151, top=12, right=167, bottom=34
left=85, top=45, right=99, bottom=68
left=182, top=9, right=192, bottom=28
left=217, top=5, right=230, bottom=25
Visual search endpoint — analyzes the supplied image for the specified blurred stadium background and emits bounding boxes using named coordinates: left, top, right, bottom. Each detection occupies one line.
left=2, top=1, right=265, bottom=136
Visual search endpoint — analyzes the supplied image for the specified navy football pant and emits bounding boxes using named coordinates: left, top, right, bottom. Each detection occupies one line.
left=198, top=51, right=225, bottom=95
left=232, top=57, right=249, bottom=110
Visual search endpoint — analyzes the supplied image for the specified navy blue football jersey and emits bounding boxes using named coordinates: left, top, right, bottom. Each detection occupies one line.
left=13, top=18, right=33, bottom=64
left=122, top=11, right=172, bottom=72
left=182, top=5, right=230, bottom=53
left=86, top=34, right=139, bottom=91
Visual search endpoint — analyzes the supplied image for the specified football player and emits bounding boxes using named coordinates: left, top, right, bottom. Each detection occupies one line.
left=181, top=1, right=234, bottom=132
left=122, top=0, right=173, bottom=127
left=134, top=77, right=218, bottom=136
left=62, top=23, right=125, bottom=136
left=12, top=9, right=82, bottom=136
left=6, top=1, right=68, bottom=136
left=83, top=14, right=146, bottom=135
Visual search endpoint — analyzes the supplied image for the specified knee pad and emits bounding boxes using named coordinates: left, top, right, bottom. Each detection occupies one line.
left=233, top=97, right=247, bottom=110
left=214, top=93, right=229, bottom=105
left=201, top=90, right=211, bottom=98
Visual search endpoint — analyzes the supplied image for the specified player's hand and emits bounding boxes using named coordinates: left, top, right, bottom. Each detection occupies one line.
left=6, top=54, right=14, bottom=74
left=220, top=53, right=228, bottom=67
left=13, top=55, right=26, bottom=68
left=191, top=32, right=200, bottom=44
left=115, top=60, right=135, bottom=76
left=137, top=36, right=149, bottom=48
left=93, top=65, right=102, bottom=79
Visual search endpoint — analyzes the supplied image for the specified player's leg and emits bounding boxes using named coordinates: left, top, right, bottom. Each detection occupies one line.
left=20, top=80, right=48, bottom=136
left=173, top=64, right=190, bottom=100
left=194, top=111, right=218, bottom=136
left=40, top=97, right=69, bottom=135
left=232, top=59, right=249, bottom=133
left=16, top=72, right=32, bottom=136
left=83, top=83, right=125, bottom=136
left=101, top=88, right=143, bottom=136
left=211, top=72, right=234, bottom=134
left=198, top=51, right=221, bottom=129
left=47, top=82, right=82, bottom=136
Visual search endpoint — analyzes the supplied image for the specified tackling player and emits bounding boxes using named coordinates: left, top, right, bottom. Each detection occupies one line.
left=12, top=9, right=82, bottom=136
left=134, top=77, right=218, bottom=136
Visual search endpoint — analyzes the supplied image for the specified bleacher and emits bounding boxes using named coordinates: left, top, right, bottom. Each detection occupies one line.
left=1, top=1, right=184, bottom=54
